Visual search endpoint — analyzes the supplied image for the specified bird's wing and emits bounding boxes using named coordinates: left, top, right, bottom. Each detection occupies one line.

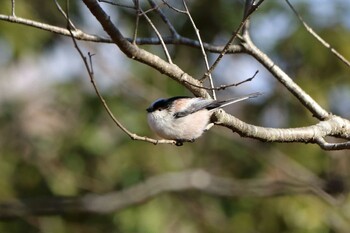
left=173, top=98, right=214, bottom=118
left=173, top=92, right=262, bottom=118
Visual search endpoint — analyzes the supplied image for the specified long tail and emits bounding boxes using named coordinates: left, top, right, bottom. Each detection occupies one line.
left=217, top=92, right=262, bottom=108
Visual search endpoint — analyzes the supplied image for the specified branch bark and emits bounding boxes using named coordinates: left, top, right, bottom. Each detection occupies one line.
left=0, top=14, right=243, bottom=52
left=214, top=111, right=350, bottom=148
left=241, top=33, right=330, bottom=120
left=83, top=0, right=211, bottom=98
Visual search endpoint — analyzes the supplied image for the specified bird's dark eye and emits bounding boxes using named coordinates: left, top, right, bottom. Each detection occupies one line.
left=157, top=108, right=162, bottom=111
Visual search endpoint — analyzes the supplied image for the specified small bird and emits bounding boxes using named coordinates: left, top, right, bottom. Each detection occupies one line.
left=146, top=92, right=261, bottom=145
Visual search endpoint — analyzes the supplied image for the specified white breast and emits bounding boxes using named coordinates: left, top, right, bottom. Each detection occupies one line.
left=147, top=109, right=211, bottom=141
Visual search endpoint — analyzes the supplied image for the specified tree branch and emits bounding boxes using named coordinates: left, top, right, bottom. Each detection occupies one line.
left=214, top=111, right=350, bottom=150
left=203, top=0, right=265, bottom=80
left=184, top=70, right=259, bottom=91
left=0, top=169, right=317, bottom=218
left=82, top=0, right=210, bottom=98
left=0, top=14, right=243, bottom=53
left=242, top=35, right=330, bottom=120
left=285, top=0, right=350, bottom=68
left=182, top=0, right=216, bottom=99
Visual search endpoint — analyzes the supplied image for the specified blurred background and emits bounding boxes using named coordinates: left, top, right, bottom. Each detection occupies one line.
left=1, top=0, right=350, bottom=232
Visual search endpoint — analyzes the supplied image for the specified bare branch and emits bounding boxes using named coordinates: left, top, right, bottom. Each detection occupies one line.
left=185, top=70, right=259, bottom=91
left=4, top=0, right=350, bottom=151
left=82, top=0, right=210, bottom=98
left=214, top=112, right=350, bottom=150
left=161, top=0, right=187, bottom=14
left=182, top=0, right=216, bottom=99
left=0, top=169, right=317, bottom=218
left=139, top=6, right=173, bottom=63
left=315, top=137, right=350, bottom=151
left=0, top=14, right=112, bottom=42
left=203, top=0, right=265, bottom=80
left=53, top=0, right=77, bottom=30
left=11, top=0, right=16, bottom=16
left=132, top=0, right=140, bottom=44
left=0, top=14, right=244, bottom=54
left=148, top=0, right=178, bottom=36
left=133, top=36, right=243, bottom=53
left=242, top=36, right=330, bottom=120
left=97, top=0, right=135, bottom=9
left=285, top=0, right=350, bottom=68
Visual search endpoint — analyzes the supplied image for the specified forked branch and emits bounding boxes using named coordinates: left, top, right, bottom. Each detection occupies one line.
left=81, top=0, right=350, bottom=150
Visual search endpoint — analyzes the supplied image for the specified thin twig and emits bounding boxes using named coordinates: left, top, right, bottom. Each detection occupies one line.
left=139, top=7, right=173, bottom=63
left=66, top=2, right=176, bottom=146
left=204, top=0, right=265, bottom=80
left=148, top=0, right=178, bottom=36
left=88, top=52, right=95, bottom=74
left=182, top=0, right=216, bottom=99
left=132, top=0, right=140, bottom=44
left=315, top=137, right=350, bottom=151
left=185, top=70, right=259, bottom=91
left=243, top=33, right=330, bottom=120
left=98, top=0, right=135, bottom=9
left=53, top=0, right=76, bottom=30
left=140, top=1, right=165, bottom=15
left=162, top=0, right=186, bottom=14
left=11, top=0, right=16, bottom=17
left=285, top=0, right=350, bottom=68
left=132, top=36, right=243, bottom=53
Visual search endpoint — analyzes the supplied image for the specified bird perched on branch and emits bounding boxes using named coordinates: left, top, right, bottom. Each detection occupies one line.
left=147, top=92, right=261, bottom=146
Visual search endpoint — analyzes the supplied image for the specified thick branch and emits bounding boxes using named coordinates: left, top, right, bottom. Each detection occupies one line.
left=242, top=36, right=330, bottom=120
left=214, top=111, right=350, bottom=149
left=0, top=170, right=315, bottom=218
left=82, top=0, right=209, bottom=98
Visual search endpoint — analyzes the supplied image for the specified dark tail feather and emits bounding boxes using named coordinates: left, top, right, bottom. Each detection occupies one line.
left=208, top=92, right=262, bottom=110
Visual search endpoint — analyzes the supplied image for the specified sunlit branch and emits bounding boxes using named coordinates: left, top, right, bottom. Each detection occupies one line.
left=11, top=0, right=16, bottom=16
left=241, top=34, right=330, bottom=120
left=315, top=137, right=350, bottom=150
left=214, top=112, right=350, bottom=150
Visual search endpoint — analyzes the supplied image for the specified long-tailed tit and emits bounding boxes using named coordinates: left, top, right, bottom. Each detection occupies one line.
left=146, top=92, right=261, bottom=145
